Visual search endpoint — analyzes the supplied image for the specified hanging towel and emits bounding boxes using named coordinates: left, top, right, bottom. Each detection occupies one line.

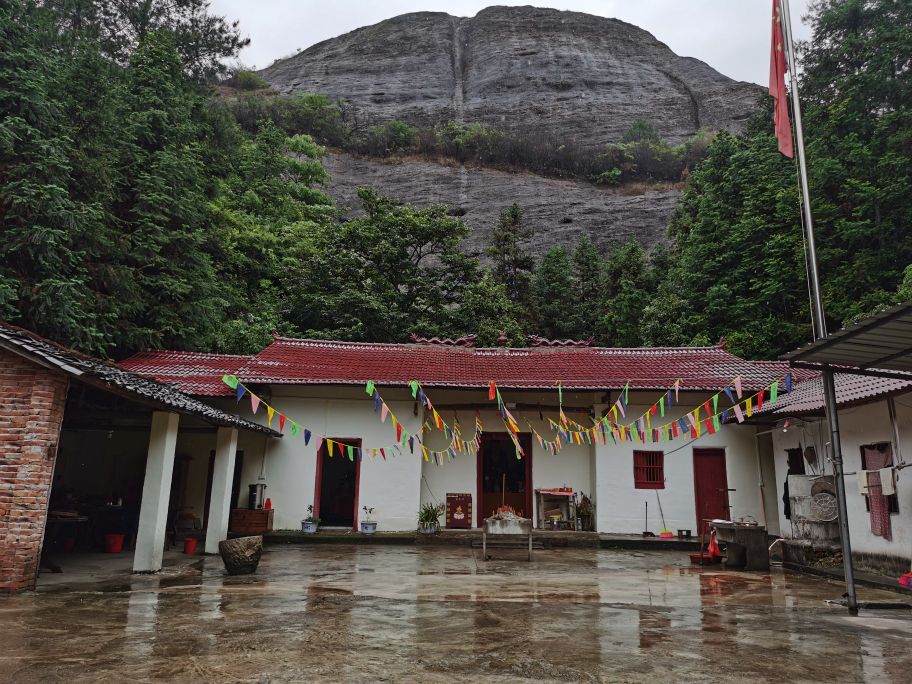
left=879, top=467, right=896, bottom=496
left=858, top=470, right=871, bottom=496
left=868, top=470, right=893, bottom=541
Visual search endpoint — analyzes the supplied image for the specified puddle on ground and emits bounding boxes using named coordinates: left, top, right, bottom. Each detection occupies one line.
left=5, top=546, right=912, bottom=683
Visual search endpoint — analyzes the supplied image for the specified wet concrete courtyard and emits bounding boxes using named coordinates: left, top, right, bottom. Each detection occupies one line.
left=1, top=545, right=911, bottom=683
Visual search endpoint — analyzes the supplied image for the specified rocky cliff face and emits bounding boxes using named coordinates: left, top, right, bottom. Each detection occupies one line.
left=260, top=6, right=762, bottom=254
left=260, top=6, right=761, bottom=146
left=322, top=152, right=680, bottom=257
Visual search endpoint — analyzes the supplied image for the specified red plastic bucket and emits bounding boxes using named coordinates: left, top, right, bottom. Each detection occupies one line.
left=103, top=533, right=125, bottom=553
left=183, top=537, right=198, bottom=555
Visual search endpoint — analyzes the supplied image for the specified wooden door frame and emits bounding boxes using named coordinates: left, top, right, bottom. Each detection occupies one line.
left=692, top=447, right=729, bottom=531
left=313, top=438, right=362, bottom=531
left=476, top=432, right=533, bottom=527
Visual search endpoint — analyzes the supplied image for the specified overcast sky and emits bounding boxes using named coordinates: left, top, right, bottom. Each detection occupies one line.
left=209, top=1, right=813, bottom=85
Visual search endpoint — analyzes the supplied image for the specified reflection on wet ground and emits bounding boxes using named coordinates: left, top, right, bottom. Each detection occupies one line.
left=1, top=546, right=911, bottom=682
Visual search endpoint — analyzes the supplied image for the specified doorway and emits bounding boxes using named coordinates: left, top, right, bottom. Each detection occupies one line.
left=477, top=433, right=532, bottom=526
left=693, top=448, right=729, bottom=530
left=314, top=439, right=361, bottom=529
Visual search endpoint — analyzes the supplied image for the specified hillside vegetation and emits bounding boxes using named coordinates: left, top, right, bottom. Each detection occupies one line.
left=1, top=0, right=910, bottom=361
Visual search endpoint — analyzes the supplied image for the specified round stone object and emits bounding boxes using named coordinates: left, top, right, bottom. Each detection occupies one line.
left=219, top=535, right=263, bottom=575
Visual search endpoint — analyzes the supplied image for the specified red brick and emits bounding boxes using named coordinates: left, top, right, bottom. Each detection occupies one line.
left=0, top=349, right=68, bottom=593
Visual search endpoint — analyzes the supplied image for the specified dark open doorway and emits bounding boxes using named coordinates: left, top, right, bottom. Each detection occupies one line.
left=477, top=432, right=532, bottom=526
left=314, top=439, right=361, bottom=529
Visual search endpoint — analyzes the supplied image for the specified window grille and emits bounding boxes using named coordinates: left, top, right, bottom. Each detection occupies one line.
left=633, top=450, right=664, bottom=489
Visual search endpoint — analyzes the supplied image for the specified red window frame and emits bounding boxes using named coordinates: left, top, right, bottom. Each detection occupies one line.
left=634, top=450, right=665, bottom=489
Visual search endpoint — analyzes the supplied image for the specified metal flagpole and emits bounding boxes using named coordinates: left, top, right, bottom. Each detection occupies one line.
left=778, top=0, right=858, bottom=614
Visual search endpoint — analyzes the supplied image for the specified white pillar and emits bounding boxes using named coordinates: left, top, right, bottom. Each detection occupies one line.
left=205, top=427, right=238, bottom=554
left=133, top=411, right=179, bottom=573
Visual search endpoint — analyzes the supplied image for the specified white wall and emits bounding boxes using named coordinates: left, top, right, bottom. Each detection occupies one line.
left=226, top=387, right=423, bottom=531
left=419, top=408, right=593, bottom=526
left=771, top=393, right=912, bottom=561
left=593, top=393, right=765, bottom=535
left=203, top=386, right=767, bottom=535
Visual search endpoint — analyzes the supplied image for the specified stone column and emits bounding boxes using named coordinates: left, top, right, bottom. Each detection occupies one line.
left=133, top=411, right=179, bottom=573
left=204, top=427, right=238, bottom=554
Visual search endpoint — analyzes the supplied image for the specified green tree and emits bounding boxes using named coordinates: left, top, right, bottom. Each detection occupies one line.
left=110, top=30, right=231, bottom=353
left=598, top=240, right=652, bottom=346
left=291, top=189, right=478, bottom=342
left=531, top=246, right=576, bottom=340
left=209, top=120, right=334, bottom=352
left=458, top=271, right=526, bottom=347
left=569, top=234, right=604, bottom=340
left=0, top=0, right=105, bottom=351
left=41, top=0, right=249, bottom=80
left=654, top=0, right=912, bottom=358
left=486, top=203, right=535, bottom=313
left=660, top=128, right=810, bottom=358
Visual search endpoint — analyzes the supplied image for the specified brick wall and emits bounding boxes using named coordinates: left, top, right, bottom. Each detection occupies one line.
left=0, top=349, right=69, bottom=592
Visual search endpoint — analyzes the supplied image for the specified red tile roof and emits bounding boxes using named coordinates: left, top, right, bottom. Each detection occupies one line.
left=234, top=337, right=782, bottom=391
left=760, top=373, right=912, bottom=416
left=749, top=360, right=820, bottom=382
left=119, top=351, right=251, bottom=396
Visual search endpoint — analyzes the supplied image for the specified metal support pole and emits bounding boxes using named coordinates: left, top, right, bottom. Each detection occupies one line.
left=779, top=0, right=857, bottom=614
left=822, top=371, right=858, bottom=614
left=779, top=0, right=826, bottom=341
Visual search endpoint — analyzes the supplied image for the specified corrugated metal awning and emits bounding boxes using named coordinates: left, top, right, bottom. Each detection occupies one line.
left=782, top=302, right=912, bottom=380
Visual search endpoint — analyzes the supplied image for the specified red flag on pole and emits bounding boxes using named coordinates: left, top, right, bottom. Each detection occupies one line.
left=770, top=0, right=794, bottom=158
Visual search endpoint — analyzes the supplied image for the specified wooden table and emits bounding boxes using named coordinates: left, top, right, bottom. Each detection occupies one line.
left=535, top=488, right=576, bottom=530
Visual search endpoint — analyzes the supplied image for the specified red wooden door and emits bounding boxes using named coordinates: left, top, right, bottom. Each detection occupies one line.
left=693, top=448, right=730, bottom=531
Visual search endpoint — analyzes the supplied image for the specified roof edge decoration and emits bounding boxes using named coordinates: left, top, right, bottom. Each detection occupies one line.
left=408, top=333, right=477, bottom=347
left=527, top=335, right=594, bottom=348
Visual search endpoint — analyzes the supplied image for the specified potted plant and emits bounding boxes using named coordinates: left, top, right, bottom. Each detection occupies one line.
left=301, top=505, right=320, bottom=534
left=576, top=492, right=594, bottom=531
left=417, top=502, right=444, bottom=534
left=360, top=506, right=378, bottom=534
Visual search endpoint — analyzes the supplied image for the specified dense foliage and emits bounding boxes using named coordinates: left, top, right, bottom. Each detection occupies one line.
left=230, top=92, right=705, bottom=186
left=2, top=0, right=909, bottom=361
left=645, top=0, right=912, bottom=358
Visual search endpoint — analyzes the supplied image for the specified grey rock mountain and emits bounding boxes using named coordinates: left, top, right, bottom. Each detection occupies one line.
left=260, top=5, right=760, bottom=146
left=322, top=153, right=680, bottom=257
left=259, top=5, right=762, bottom=253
